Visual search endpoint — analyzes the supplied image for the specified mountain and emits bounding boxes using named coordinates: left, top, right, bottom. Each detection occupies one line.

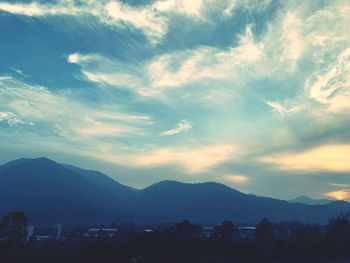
left=1, top=157, right=350, bottom=225
left=0, top=157, right=137, bottom=224
left=136, top=181, right=349, bottom=224
left=289, top=195, right=333, bottom=205
left=62, top=164, right=138, bottom=197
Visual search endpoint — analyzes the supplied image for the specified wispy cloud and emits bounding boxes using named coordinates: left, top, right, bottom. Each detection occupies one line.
left=306, top=47, right=350, bottom=112
left=0, top=76, right=151, bottom=139
left=104, top=1, right=167, bottom=43
left=147, top=25, right=264, bottom=89
left=67, top=26, right=265, bottom=97
left=160, top=120, right=192, bottom=136
left=0, top=2, right=79, bottom=16
left=0, top=111, right=27, bottom=127
left=153, top=0, right=203, bottom=17
left=100, top=144, right=237, bottom=173
left=0, top=0, right=269, bottom=43
left=0, top=1, right=165, bottom=42
left=266, top=101, right=303, bottom=117
left=9, top=67, right=30, bottom=78
left=328, top=183, right=350, bottom=187
left=67, top=53, right=144, bottom=92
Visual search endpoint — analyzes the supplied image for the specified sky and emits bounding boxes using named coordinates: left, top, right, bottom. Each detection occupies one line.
left=0, top=0, right=350, bottom=201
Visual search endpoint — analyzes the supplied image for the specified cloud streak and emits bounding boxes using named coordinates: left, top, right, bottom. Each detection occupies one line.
left=0, top=76, right=151, bottom=140
left=266, top=101, right=303, bottom=117
left=101, top=144, right=238, bottom=174
left=160, top=120, right=192, bottom=136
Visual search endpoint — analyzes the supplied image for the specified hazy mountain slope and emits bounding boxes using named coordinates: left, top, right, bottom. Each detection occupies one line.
left=136, top=181, right=349, bottom=224
left=62, top=164, right=138, bottom=196
left=289, top=195, right=332, bottom=205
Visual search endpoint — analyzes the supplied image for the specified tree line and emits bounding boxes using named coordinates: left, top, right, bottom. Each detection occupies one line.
left=1, top=211, right=350, bottom=262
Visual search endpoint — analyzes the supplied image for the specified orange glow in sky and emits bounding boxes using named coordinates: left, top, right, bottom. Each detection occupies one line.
left=323, top=190, right=350, bottom=200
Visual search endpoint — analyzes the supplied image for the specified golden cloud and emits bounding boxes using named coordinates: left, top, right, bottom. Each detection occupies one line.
left=260, top=144, right=350, bottom=172
left=101, top=144, right=237, bottom=173
left=323, top=189, right=350, bottom=200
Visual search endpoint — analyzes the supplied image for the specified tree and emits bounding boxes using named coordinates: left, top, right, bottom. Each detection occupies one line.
left=324, top=213, right=350, bottom=256
left=254, top=217, right=275, bottom=244
left=211, top=220, right=240, bottom=243
left=167, top=219, right=202, bottom=239
left=291, top=223, right=322, bottom=256
left=0, top=211, right=27, bottom=244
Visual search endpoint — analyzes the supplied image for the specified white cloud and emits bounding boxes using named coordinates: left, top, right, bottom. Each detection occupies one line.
left=279, top=12, right=304, bottom=71
left=69, top=24, right=265, bottom=99
left=104, top=1, right=167, bottom=43
left=0, top=111, right=24, bottom=126
left=68, top=53, right=144, bottom=91
left=305, top=47, right=350, bottom=112
left=266, top=101, right=303, bottom=117
left=0, top=0, right=276, bottom=43
left=147, top=25, right=264, bottom=89
left=153, top=0, right=203, bottom=17
left=0, top=76, right=12, bottom=80
left=0, top=1, right=166, bottom=42
left=0, top=0, right=208, bottom=43
left=292, top=2, right=350, bottom=113
left=83, top=71, right=142, bottom=89
left=67, top=53, right=80, bottom=64
left=0, top=1, right=81, bottom=16
left=160, top=120, right=192, bottom=136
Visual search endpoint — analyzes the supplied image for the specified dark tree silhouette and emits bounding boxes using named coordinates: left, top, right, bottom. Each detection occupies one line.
left=255, top=217, right=275, bottom=246
left=166, top=219, right=202, bottom=239
left=0, top=211, right=27, bottom=244
left=211, top=220, right=240, bottom=243
left=325, top=212, right=350, bottom=257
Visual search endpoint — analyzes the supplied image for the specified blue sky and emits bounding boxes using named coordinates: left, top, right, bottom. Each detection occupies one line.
left=0, top=0, right=350, bottom=201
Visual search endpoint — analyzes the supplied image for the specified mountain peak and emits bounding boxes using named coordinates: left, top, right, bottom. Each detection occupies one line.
left=30, top=157, right=57, bottom=164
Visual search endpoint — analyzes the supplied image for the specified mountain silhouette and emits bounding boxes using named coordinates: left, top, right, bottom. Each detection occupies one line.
left=0, top=157, right=349, bottom=225
left=0, top=157, right=136, bottom=224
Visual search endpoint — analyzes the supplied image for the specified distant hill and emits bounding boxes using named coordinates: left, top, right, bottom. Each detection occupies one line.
left=1, top=157, right=350, bottom=225
left=289, top=195, right=333, bottom=205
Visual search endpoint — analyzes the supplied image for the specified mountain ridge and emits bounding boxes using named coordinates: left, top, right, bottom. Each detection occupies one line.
left=0, top=157, right=349, bottom=225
